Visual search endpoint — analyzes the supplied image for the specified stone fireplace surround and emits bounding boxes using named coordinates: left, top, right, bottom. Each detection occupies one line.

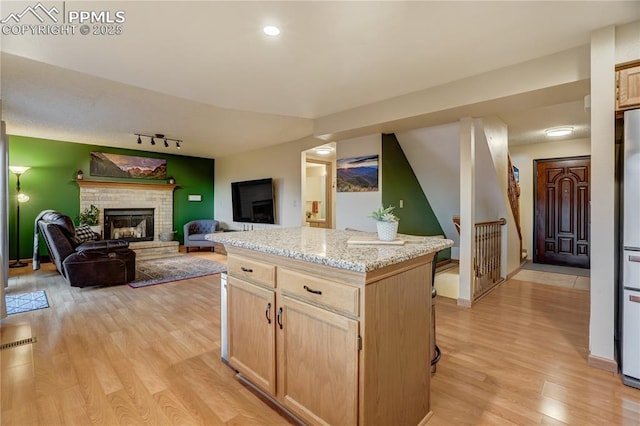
left=78, top=181, right=179, bottom=258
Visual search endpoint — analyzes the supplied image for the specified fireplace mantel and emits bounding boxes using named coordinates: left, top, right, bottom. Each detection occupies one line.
left=76, top=180, right=177, bottom=191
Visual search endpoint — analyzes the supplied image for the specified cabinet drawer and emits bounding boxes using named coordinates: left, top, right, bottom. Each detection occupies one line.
left=278, top=268, right=359, bottom=317
left=228, top=255, right=275, bottom=288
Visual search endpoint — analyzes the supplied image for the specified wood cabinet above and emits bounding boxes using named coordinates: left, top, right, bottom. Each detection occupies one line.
left=617, top=62, right=640, bottom=112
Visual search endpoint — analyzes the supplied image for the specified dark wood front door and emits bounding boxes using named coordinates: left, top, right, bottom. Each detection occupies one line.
left=535, top=157, right=590, bottom=268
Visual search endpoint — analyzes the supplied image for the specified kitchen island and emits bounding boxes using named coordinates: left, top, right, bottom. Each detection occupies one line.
left=207, top=227, right=453, bottom=426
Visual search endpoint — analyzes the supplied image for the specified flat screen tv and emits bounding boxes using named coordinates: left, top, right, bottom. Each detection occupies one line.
left=231, top=178, right=276, bottom=224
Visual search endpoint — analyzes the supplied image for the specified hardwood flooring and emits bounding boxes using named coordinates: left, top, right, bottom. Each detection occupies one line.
left=3, top=252, right=640, bottom=425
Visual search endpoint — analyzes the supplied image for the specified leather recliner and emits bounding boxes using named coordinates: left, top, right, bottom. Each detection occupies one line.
left=34, top=210, right=136, bottom=287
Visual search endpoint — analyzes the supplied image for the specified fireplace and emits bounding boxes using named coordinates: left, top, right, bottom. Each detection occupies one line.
left=104, top=208, right=154, bottom=242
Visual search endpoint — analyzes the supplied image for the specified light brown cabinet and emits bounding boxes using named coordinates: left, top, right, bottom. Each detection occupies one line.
left=617, top=63, right=640, bottom=111
left=227, top=276, right=276, bottom=394
left=225, top=248, right=434, bottom=426
left=278, top=296, right=359, bottom=425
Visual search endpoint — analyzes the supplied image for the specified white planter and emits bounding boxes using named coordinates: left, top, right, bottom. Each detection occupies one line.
left=376, top=221, right=399, bottom=241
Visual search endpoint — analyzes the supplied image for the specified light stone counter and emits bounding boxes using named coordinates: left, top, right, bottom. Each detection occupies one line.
left=206, top=227, right=453, bottom=273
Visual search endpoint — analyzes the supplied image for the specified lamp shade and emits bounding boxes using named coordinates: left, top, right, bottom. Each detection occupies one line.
left=9, top=166, right=30, bottom=175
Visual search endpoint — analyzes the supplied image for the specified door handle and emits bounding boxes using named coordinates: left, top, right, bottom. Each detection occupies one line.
left=265, top=302, right=272, bottom=324
left=629, top=255, right=640, bottom=263
left=303, top=285, right=322, bottom=295
left=276, top=307, right=283, bottom=329
left=630, top=295, right=640, bottom=303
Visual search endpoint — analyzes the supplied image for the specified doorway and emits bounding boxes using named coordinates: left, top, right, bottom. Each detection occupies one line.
left=534, top=156, right=591, bottom=268
left=302, top=144, right=336, bottom=228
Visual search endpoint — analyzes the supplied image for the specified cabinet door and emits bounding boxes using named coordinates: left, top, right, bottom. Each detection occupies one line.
left=227, top=276, right=276, bottom=395
left=618, top=65, right=640, bottom=110
left=277, top=296, right=359, bottom=426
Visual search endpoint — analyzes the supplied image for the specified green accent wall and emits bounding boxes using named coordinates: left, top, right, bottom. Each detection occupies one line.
left=8, top=135, right=215, bottom=260
left=381, top=133, right=450, bottom=261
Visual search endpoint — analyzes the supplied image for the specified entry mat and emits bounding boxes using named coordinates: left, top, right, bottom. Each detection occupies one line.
left=5, top=290, right=49, bottom=315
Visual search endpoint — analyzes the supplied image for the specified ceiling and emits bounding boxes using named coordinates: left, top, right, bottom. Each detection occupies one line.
left=1, top=1, right=638, bottom=158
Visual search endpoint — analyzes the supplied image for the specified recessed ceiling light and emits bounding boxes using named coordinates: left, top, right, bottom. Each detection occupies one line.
left=263, top=25, right=280, bottom=36
left=545, top=127, right=574, bottom=137
left=314, top=147, right=333, bottom=155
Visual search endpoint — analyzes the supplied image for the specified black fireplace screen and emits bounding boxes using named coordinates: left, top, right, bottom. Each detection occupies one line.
left=104, top=208, right=154, bottom=242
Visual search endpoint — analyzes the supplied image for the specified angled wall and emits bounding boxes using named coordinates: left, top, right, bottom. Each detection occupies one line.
left=381, top=133, right=449, bottom=261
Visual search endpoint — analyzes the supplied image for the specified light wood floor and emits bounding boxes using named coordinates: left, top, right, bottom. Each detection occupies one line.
left=3, top=252, right=640, bottom=425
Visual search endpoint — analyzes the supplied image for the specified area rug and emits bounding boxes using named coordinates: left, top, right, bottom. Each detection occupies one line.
left=6, top=290, right=49, bottom=315
left=129, top=255, right=227, bottom=288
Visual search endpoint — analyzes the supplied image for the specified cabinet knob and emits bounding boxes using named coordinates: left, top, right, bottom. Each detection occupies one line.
left=241, top=266, right=254, bottom=273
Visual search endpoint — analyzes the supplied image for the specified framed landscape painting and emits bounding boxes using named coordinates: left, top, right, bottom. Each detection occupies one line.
left=336, top=155, right=379, bottom=192
left=90, top=152, right=167, bottom=180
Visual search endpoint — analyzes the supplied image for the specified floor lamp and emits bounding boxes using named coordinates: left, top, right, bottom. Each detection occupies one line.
left=9, top=166, right=30, bottom=268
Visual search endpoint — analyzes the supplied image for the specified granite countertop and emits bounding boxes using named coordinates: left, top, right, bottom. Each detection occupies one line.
left=206, top=227, right=453, bottom=273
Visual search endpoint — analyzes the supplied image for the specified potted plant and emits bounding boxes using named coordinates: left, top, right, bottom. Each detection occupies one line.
left=370, top=205, right=399, bottom=241
left=78, top=204, right=101, bottom=233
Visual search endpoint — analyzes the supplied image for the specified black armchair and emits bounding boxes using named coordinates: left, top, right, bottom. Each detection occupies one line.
left=33, top=210, right=136, bottom=287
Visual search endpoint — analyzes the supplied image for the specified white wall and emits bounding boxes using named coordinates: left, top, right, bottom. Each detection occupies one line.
left=215, top=133, right=381, bottom=232
left=509, top=138, right=591, bottom=262
left=214, top=135, right=324, bottom=230
left=315, top=46, right=591, bottom=140
left=478, top=117, right=521, bottom=277
left=474, top=120, right=505, bottom=223
left=590, top=26, right=617, bottom=365
left=616, top=20, right=640, bottom=64
left=335, top=134, right=382, bottom=231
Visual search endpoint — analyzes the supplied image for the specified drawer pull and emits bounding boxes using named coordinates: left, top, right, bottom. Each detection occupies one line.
left=265, top=302, right=272, bottom=324
left=240, top=266, right=254, bottom=273
left=630, top=295, right=640, bottom=303
left=276, top=307, right=283, bottom=329
left=303, top=285, right=322, bottom=295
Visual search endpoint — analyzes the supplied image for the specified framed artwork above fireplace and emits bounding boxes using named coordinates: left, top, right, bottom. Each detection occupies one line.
left=90, top=152, right=167, bottom=180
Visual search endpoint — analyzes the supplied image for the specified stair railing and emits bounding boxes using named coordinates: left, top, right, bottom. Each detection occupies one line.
left=473, top=218, right=506, bottom=300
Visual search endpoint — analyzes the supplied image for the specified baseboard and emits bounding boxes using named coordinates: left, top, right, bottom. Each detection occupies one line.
left=457, top=298, right=472, bottom=308
left=436, top=258, right=458, bottom=268
left=587, top=354, right=618, bottom=373
left=506, top=264, right=523, bottom=280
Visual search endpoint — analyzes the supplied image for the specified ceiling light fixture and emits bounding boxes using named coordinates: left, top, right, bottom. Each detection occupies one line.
left=314, top=146, right=333, bottom=155
left=545, top=127, right=574, bottom=137
left=263, top=25, right=280, bottom=36
left=134, top=133, right=183, bottom=149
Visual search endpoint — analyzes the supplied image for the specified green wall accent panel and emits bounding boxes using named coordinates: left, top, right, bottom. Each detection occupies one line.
left=8, top=135, right=215, bottom=260
left=381, top=133, right=450, bottom=261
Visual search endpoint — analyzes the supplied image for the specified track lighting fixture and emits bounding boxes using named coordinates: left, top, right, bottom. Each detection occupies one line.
left=134, top=133, right=183, bottom=149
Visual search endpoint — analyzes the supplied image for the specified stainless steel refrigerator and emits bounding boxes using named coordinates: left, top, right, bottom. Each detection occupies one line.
left=622, top=108, right=640, bottom=389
